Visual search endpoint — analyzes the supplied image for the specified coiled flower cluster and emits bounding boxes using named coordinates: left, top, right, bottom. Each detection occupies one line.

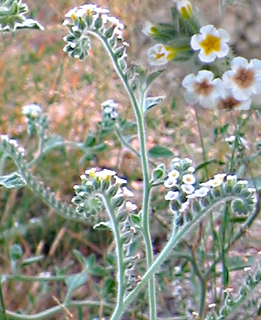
left=63, top=3, right=128, bottom=73
left=164, top=157, right=257, bottom=224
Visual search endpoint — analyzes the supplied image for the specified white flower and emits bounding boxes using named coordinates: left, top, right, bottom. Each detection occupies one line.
left=182, top=70, right=220, bottom=108
left=165, top=191, right=179, bottom=201
left=215, top=84, right=251, bottom=110
left=181, top=184, right=195, bottom=194
left=22, top=104, right=41, bottom=117
left=182, top=174, right=195, bottom=185
left=142, top=21, right=158, bottom=37
left=168, top=169, right=180, bottom=179
left=122, top=186, right=134, bottom=198
left=126, top=201, right=137, bottom=212
left=114, top=175, right=127, bottom=187
left=95, top=169, right=116, bottom=181
left=164, top=178, right=177, bottom=188
left=101, top=99, right=118, bottom=108
left=85, top=168, right=96, bottom=178
left=147, top=44, right=177, bottom=66
left=222, top=57, right=261, bottom=101
left=191, top=25, right=230, bottom=63
left=173, top=0, right=192, bottom=18
left=180, top=200, right=190, bottom=213
left=205, top=173, right=226, bottom=188
left=194, top=187, right=209, bottom=197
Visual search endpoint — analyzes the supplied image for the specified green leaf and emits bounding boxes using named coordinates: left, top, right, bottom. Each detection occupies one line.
left=21, top=255, right=45, bottom=267
left=65, top=272, right=88, bottom=295
left=43, top=135, right=64, bottom=153
left=247, top=177, right=261, bottom=190
left=130, top=214, right=141, bottom=225
left=148, top=146, right=173, bottom=158
left=146, top=69, right=165, bottom=88
left=144, top=96, right=165, bottom=113
left=83, top=131, right=96, bottom=147
left=0, top=172, right=26, bottom=189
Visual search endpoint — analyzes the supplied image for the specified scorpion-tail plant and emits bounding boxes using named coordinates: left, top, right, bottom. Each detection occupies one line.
left=0, top=1, right=260, bottom=320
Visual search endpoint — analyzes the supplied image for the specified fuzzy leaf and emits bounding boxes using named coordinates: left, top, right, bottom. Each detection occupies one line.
left=65, top=272, right=88, bottom=295
left=146, top=69, right=165, bottom=88
left=144, top=96, right=165, bottom=113
left=148, top=146, right=173, bottom=158
left=43, top=135, right=64, bottom=153
left=0, top=172, right=26, bottom=189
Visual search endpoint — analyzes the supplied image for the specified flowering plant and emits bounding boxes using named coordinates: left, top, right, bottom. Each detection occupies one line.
left=0, top=1, right=260, bottom=320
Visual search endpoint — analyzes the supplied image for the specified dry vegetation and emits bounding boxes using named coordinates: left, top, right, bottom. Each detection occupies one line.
left=0, top=0, right=260, bottom=319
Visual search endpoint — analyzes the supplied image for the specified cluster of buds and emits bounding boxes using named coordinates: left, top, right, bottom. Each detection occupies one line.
left=22, top=103, right=48, bottom=136
left=164, top=158, right=257, bottom=222
left=0, top=0, right=43, bottom=32
left=72, top=168, right=137, bottom=220
left=63, top=3, right=128, bottom=72
left=101, top=99, right=119, bottom=128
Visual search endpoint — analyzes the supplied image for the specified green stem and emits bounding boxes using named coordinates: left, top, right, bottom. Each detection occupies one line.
left=188, top=245, right=206, bottom=319
left=102, top=194, right=125, bottom=315
left=3, top=300, right=113, bottom=320
left=0, top=280, right=7, bottom=320
left=88, top=30, right=157, bottom=320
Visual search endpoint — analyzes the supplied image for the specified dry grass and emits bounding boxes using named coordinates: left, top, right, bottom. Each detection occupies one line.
left=0, top=0, right=260, bottom=319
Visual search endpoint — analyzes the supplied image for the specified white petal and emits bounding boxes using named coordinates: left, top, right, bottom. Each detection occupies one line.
left=251, top=59, right=261, bottom=74
left=218, top=29, right=230, bottom=42
left=200, top=24, right=215, bottom=35
left=182, top=73, right=197, bottom=90
left=232, top=87, right=253, bottom=101
left=216, top=43, right=229, bottom=58
left=198, top=50, right=216, bottom=63
left=231, top=57, right=248, bottom=70
left=190, top=34, right=204, bottom=50
left=196, top=70, right=214, bottom=82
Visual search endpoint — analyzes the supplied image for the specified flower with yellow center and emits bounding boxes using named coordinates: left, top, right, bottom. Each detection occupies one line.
left=222, top=57, right=261, bottom=101
left=191, top=25, right=230, bottom=63
left=147, top=44, right=177, bottom=66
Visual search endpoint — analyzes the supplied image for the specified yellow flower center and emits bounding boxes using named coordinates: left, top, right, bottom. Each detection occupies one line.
left=200, top=34, right=221, bottom=55
left=156, top=52, right=165, bottom=61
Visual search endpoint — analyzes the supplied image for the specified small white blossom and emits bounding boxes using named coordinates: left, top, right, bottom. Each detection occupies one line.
left=182, top=70, right=221, bottom=108
left=173, top=0, right=192, bottom=18
left=180, top=200, right=190, bottom=213
left=122, top=186, right=134, bottom=198
left=147, top=44, right=177, bottom=66
left=168, top=169, right=180, bottom=179
left=142, top=21, right=158, bottom=37
left=182, top=174, right=196, bottom=185
left=194, top=186, right=209, bottom=197
left=215, top=83, right=251, bottom=110
left=191, top=25, right=230, bottom=63
left=165, top=190, right=179, bottom=201
left=222, top=57, right=261, bottom=101
left=126, top=201, right=137, bottom=212
left=95, top=169, right=116, bottom=181
left=85, top=168, right=96, bottom=178
left=164, top=178, right=177, bottom=188
left=101, top=99, right=118, bottom=108
left=22, top=104, right=41, bottom=117
left=114, top=175, right=127, bottom=186
left=181, top=184, right=195, bottom=194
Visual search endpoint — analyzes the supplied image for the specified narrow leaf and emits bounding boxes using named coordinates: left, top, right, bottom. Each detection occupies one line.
left=0, top=172, right=26, bottom=189
left=148, top=146, right=173, bottom=158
